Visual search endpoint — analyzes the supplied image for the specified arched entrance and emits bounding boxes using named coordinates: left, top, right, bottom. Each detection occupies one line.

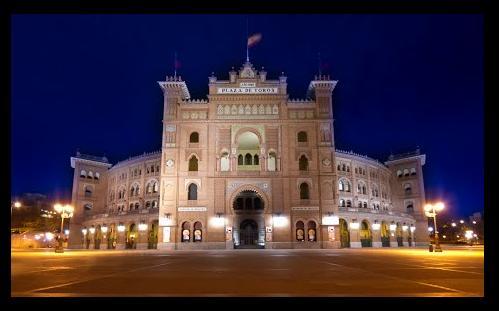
left=396, top=223, right=403, bottom=246
left=94, top=225, right=102, bottom=249
left=360, top=220, right=372, bottom=247
left=239, top=219, right=259, bottom=248
left=126, top=223, right=137, bottom=249
left=381, top=221, right=390, bottom=247
left=339, top=218, right=350, bottom=248
left=108, top=224, right=117, bottom=249
left=233, top=190, right=265, bottom=249
left=148, top=220, right=158, bottom=249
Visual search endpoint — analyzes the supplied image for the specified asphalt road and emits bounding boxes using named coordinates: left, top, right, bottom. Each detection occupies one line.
left=11, top=246, right=484, bottom=297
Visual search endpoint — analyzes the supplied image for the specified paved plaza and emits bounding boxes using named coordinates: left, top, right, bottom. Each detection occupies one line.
left=11, top=246, right=483, bottom=297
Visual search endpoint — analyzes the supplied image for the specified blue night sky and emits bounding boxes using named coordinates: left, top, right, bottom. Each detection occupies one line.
left=11, top=14, right=483, bottom=218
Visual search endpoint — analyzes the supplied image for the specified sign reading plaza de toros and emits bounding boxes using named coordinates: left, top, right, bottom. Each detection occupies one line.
left=217, top=87, right=279, bottom=94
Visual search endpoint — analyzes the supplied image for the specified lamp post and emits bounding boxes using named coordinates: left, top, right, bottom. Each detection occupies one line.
left=53, top=204, right=74, bottom=253
left=424, top=202, right=445, bottom=252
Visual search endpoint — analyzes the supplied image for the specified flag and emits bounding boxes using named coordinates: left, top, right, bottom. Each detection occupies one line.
left=247, top=33, right=262, bottom=47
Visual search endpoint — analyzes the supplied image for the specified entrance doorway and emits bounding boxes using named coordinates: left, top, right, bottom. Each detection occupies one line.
left=233, top=190, right=265, bottom=249
left=239, top=219, right=259, bottom=248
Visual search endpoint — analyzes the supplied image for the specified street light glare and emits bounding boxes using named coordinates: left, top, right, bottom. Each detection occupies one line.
left=435, top=202, right=445, bottom=211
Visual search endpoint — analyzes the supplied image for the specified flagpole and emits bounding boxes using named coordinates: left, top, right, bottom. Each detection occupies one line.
left=318, top=52, right=322, bottom=76
left=246, top=19, right=249, bottom=62
left=174, top=51, right=177, bottom=79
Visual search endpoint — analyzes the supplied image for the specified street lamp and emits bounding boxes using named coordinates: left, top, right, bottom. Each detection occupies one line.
left=11, top=201, right=22, bottom=214
left=424, top=202, right=445, bottom=252
left=53, top=204, right=74, bottom=253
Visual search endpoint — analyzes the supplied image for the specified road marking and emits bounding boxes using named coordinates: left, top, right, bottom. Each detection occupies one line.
left=25, top=261, right=173, bottom=294
left=316, top=260, right=470, bottom=295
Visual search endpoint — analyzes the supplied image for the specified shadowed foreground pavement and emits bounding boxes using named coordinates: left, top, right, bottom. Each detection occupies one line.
left=11, top=246, right=483, bottom=297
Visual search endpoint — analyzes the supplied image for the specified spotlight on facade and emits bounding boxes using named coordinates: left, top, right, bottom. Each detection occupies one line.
left=34, top=234, right=41, bottom=240
left=451, top=222, right=456, bottom=227
left=117, top=224, right=126, bottom=232
left=64, top=229, right=70, bottom=235
left=410, top=225, right=416, bottom=232
left=460, top=220, right=464, bottom=224
left=101, top=226, right=108, bottom=233
left=428, top=227, right=434, bottom=232
left=273, top=214, right=288, bottom=227
left=322, top=214, right=339, bottom=226
left=372, top=221, right=381, bottom=230
left=81, top=228, right=87, bottom=235
left=389, top=223, right=397, bottom=231
left=14, top=201, right=22, bottom=208
left=472, top=220, right=477, bottom=224
left=89, top=227, right=96, bottom=234
left=350, top=220, right=359, bottom=230
left=138, top=223, right=148, bottom=231
left=402, top=225, right=408, bottom=231
left=210, top=214, right=225, bottom=227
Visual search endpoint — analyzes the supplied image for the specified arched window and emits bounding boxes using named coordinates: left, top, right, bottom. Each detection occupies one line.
left=83, top=203, right=92, bottom=210
left=362, top=186, right=366, bottom=194
left=84, top=185, right=93, bottom=197
left=87, top=171, right=94, bottom=179
left=346, top=181, right=351, bottom=192
left=268, top=152, right=277, bottom=171
left=145, top=201, right=151, bottom=209
left=296, top=221, right=305, bottom=241
left=358, top=202, right=362, bottom=208
left=346, top=166, right=350, bottom=172
left=363, top=202, right=368, bottom=208
left=299, top=155, right=308, bottom=171
left=188, top=183, right=198, bottom=200
left=80, top=170, right=87, bottom=178
left=181, top=222, right=190, bottom=242
left=337, top=164, right=341, bottom=171
left=238, top=154, right=244, bottom=165
left=406, top=201, right=414, bottom=212
left=297, top=131, right=308, bottom=142
left=189, top=156, right=198, bottom=171
left=189, top=132, right=199, bottom=143
left=221, top=152, right=230, bottom=171
left=135, top=185, right=140, bottom=196
left=245, top=153, right=252, bottom=165
left=151, top=166, right=154, bottom=173
left=253, top=154, right=259, bottom=165
left=193, top=222, right=202, bottom=242
left=342, top=164, right=346, bottom=171
left=299, top=183, right=310, bottom=200
left=397, top=170, right=402, bottom=177
left=403, top=169, right=410, bottom=176
left=338, top=180, right=345, bottom=191
left=346, top=200, right=352, bottom=207
left=95, top=172, right=100, bottom=180
left=307, top=221, right=317, bottom=242
left=146, top=182, right=152, bottom=194
left=152, top=200, right=158, bottom=208
left=339, top=199, right=345, bottom=207
left=355, top=167, right=358, bottom=174
left=404, top=183, right=412, bottom=195
left=153, top=181, right=158, bottom=193
left=410, top=168, right=416, bottom=175
left=135, top=203, right=139, bottom=210
left=130, top=186, right=135, bottom=197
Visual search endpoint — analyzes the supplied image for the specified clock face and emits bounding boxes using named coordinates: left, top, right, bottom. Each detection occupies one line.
left=166, top=159, right=174, bottom=167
